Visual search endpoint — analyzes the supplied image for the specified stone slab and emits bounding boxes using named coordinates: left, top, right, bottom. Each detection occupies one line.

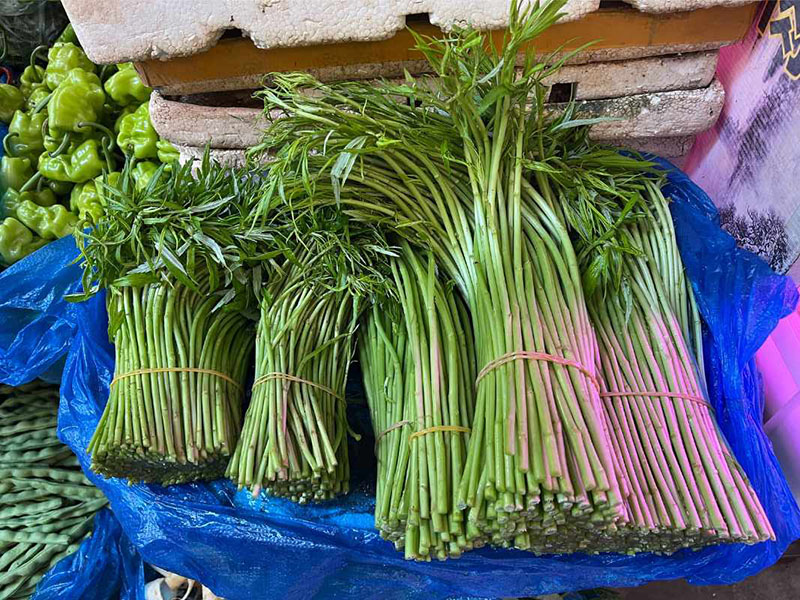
left=151, top=76, right=723, bottom=149
left=548, top=51, right=717, bottom=100
left=62, top=0, right=754, bottom=66
left=62, top=0, right=598, bottom=64
left=575, top=78, right=725, bottom=140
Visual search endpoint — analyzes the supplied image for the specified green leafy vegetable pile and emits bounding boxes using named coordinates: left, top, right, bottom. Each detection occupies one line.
left=250, top=0, right=773, bottom=558
left=72, top=157, right=269, bottom=484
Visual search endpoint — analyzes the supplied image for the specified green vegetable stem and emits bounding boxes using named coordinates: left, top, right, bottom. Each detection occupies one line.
left=88, top=276, right=254, bottom=484
left=228, top=216, right=392, bottom=502
left=72, top=154, right=273, bottom=485
left=360, top=242, right=476, bottom=560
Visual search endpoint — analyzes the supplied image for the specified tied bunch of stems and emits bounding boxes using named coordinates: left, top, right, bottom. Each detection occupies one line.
left=360, top=242, right=476, bottom=560
left=0, top=383, right=108, bottom=600
left=255, top=0, right=625, bottom=550
left=72, top=154, right=273, bottom=485
left=89, top=273, right=254, bottom=484
left=229, top=211, right=393, bottom=502
left=569, top=181, right=773, bottom=551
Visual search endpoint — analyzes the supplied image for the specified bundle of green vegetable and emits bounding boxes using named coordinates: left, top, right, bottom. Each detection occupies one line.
left=228, top=209, right=392, bottom=502
left=554, top=170, right=774, bottom=551
left=0, top=25, right=179, bottom=269
left=255, top=0, right=624, bottom=550
left=0, top=382, right=108, bottom=600
left=72, top=156, right=269, bottom=485
left=360, top=242, right=476, bottom=560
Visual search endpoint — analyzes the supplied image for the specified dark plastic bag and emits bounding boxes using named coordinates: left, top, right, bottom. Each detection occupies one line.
left=1, top=162, right=798, bottom=599
left=32, top=509, right=147, bottom=600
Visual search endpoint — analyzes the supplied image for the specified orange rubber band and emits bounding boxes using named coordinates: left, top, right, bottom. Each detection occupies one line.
left=373, top=419, right=411, bottom=452
left=476, top=351, right=600, bottom=390
left=110, top=367, right=241, bottom=390
left=252, top=372, right=344, bottom=401
left=408, top=425, right=471, bottom=441
left=599, top=390, right=714, bottom=412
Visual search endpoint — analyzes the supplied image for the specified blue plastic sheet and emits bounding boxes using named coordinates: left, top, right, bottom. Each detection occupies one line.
left=1, top=162, right=799, bottom=599
left=32, top=509, right=147, bottom=600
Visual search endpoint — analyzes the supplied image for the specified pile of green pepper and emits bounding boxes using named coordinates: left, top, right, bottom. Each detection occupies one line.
left=0, top=26, right=179, bottom=267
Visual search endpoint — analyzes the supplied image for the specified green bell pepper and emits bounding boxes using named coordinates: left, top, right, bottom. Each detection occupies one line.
left=43, top=131, right=90, bottom=156
left=0, top=156, right=33, bottom=193
left=156, top=138, right=180, bottom=164
left=56, top=24, right=79, bottom=46
left=19, top=65, right=45, bottom=99
left=23, top=188, right=57, bottom=207
left=1, top=188, right=58, bottom=218
left=44, top=43, right=95, bottom=91
left=117, top=103, right=158, bottom=159
left=113, top=105, right=137, bottom=134
left=104, top=63, right=152, bottom=106
left=70, top=171, right=120, bottom=224
left=132, top=161, right=159, bottom=190
left=47, top=180, right=74, bottom=196
left=16, top=200, right=77, bottom=240
left=38, top=138, right=105, bottom=183
left=1, top=189, right=21, bottom=218
left=0, top=218, right=46, bottom=265
left=48, top=69, right=106, bottom=138
left=0, top=85, right=24, bottom=123
left=25, top=86, right=50, bottom=112
left=6, top=110, right=46, bottom=160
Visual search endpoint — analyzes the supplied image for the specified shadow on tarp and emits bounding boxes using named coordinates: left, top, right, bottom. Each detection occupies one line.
left=1, top=160, right=799, bottom=600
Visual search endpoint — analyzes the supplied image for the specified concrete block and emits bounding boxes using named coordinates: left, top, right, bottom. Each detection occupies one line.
left=622, top=0, right=751, bottom=13
left=61, top=0, right=599, bottom=65
left=151, top=78, right=723, bottom=151
left=152, top=44, right=724, bottom=97
left=547, top=51, right=717, bottom=100
left=149, top=92, right=265, bottom=150
left=62, top=0, right=752, bottom=66
left=575, top=78, right=725, bottom=140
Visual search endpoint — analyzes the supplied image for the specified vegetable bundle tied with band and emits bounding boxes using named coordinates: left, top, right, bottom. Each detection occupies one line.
left=257, top=0, right=623, bottom=550
left=564, top=176, right=774, bottom=551
left=360, top=243, right=476, bottom=560
left=72, top=155, right=269, bottom=485
left=88, top=275, right=253, bottom=484
left=255, top=0, right=773, bottom=555
left=228, top=213, right=393, bottom=502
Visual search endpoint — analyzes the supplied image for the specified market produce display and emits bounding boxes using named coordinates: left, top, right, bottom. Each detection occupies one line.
left=251, top=0, right=773, bottom=558
left=72, top=157, right=267, bottom=484
left=0, top=0, right=794, bottom=597
left=0, top=29, right=179, bottom=268
left=0, top=381, right=108, bottom=600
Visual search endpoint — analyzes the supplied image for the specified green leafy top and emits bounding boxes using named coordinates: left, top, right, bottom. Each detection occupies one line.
left=251, top=0, right=666, bottom=302
left=526, top=111, right=663, bottom=299
left=264, top=203, right=397, bottom=304
left=70, top=153, right=279, bottom=312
